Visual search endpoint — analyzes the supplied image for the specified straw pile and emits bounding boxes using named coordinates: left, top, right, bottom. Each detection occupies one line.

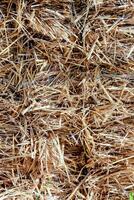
left=0, top=0, right=134, bottom=199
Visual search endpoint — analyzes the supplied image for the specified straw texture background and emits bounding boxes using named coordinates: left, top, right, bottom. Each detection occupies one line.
left=0, top=0, right=134, bottom=199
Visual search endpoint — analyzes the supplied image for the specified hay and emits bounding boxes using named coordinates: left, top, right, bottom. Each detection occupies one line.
left=0, top=0, right=134, bottom=199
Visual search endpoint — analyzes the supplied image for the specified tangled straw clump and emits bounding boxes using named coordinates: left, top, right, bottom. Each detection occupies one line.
left=0, top=0, right=134, bottom=199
